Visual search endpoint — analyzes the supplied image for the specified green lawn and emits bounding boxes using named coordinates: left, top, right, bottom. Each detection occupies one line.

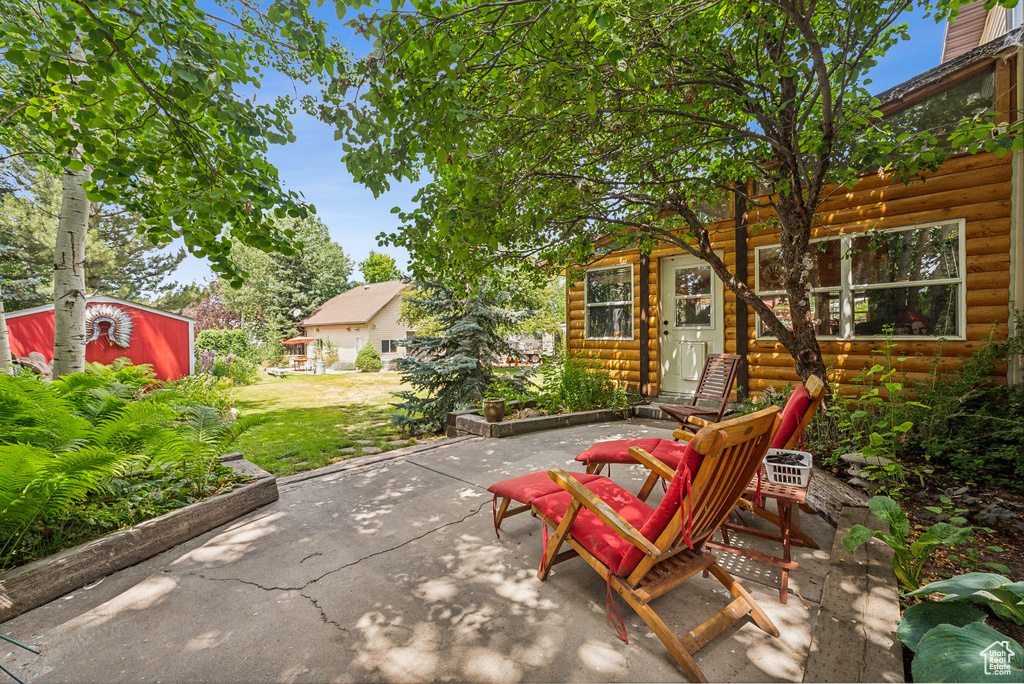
left=231, top=372, right=418, bottom=476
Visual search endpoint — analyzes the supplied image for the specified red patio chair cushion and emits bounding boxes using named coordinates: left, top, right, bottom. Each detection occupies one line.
left=487, top=470, right=605, bottom=506
left=616, top=442, right=702, bottom=576
left=533, top=477, right=655, bottom=573
left=649, top=439, right=705, bottom=471
left=770, top=384, right=812, bottom=449
left=574, top=438, right=663, bottom=467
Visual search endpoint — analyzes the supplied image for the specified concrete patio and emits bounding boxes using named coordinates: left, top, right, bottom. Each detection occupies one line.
left=0, top=420, right=836, bottom=683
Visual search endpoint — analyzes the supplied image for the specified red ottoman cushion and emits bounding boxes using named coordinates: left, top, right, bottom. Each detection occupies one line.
left=574, top=438, right=664, bottom=466
left=488, top=470, right=605, bottom=505
left=533, top=478, right=655, bottom=572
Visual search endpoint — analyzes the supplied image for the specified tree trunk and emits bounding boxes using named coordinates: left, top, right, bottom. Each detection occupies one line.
left=0, top=282, right=12, bottom=375
left=52, top=161, right=92, bottom=378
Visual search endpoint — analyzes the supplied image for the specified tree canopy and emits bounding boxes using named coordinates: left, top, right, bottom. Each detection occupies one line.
left=325, top=0, right=1023, bottom=380
left=358, top=250, right=402, bottom=283
left=219, top=216, right=355, bottom=340
left=0, top=162, right=185, bottom=310
left=0, top=0, right=344, bottom=285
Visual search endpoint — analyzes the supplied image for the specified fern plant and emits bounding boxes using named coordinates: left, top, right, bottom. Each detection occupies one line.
left=0, top=367, right=262, bottom=571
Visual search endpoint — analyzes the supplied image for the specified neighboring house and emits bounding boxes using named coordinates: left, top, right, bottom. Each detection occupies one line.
left=301, top=279, right=413, bottom=365
left=6, top=295, right=196, bottom=381
left=568, top=24, right=1023, bottom=399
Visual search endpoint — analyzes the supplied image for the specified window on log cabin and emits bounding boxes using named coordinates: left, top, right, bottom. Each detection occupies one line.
left=585, top=264, right=634, bottom=340
left=755, top=220, right=964, bottom=339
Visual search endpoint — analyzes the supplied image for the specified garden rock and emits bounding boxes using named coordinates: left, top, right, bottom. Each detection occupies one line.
left=354, top=440, right=375, bottom=445
left=361, top=446, right=382, bottom=455
left=840, top=452, right=892, bottom=467
left=339, top=447, right=355, bottom=454
left=848, top=477, right=883, bottom=493
left=387, top=439, right=410, bottom=446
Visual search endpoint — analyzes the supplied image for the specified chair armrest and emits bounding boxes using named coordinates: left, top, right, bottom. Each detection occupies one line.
left=627, top=447, right=674, bottom=481
left=686, top=416, right=715, bottom=428
left=547, top=468, right=660, bottom=558
left=671, top=427, right=697, bottom=442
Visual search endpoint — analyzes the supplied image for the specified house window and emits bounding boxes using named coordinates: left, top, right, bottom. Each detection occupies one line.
left=755, top=220, right=964, bottom=339
left=381, top=340, right=401, bottom=353
left=585, top=264, right=634, bottom=340
left=673, top=265, right=713, bottom=327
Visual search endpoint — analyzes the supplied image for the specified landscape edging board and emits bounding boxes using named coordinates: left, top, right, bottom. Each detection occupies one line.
left=454, top=408, right=629, bottom=438
left=0, top=459, right=278, bottom=624
left=802, top=505, right=904, bottom=683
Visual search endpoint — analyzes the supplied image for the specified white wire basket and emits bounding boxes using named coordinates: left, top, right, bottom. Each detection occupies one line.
left=764, top=449, right=813, bottom=487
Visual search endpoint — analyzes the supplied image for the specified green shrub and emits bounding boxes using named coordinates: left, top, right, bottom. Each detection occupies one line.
left=906, top=315, right=1024, bottom=486
left=534, top=350, right=630, bottom=414
left=195, top=329, right=252, bottom=359
left=162, top=373, right=235, bottom=412
left=355, top=341, right=382, bottom=372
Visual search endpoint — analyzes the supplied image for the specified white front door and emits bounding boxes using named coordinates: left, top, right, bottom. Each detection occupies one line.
left=659, top=254, right=724, bottom=395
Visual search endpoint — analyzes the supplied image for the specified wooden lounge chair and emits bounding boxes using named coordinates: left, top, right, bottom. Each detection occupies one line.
left=531, top=406, right=782, bottom=682
left=658, top=353, right=741, bottom=428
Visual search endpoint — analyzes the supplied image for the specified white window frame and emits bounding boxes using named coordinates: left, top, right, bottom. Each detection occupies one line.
left=754, top=218, right=966, bottom=341
left=671, top=263, right=716, bottom=329
left=584, top=263, right=635, bottom=341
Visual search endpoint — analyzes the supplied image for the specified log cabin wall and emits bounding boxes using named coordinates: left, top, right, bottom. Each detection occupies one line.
left=567, top=54, right=1019, bottom=399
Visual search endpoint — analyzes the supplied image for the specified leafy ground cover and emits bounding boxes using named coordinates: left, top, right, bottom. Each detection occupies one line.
left=232, top=372, right=420, bottom=476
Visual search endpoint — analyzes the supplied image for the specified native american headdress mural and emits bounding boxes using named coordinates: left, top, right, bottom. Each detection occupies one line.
left=85, top=304, right=134, bottom=348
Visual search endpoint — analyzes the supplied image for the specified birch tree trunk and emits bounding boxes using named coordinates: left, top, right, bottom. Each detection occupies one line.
left=0, top=282, right=12, bottom=375
left=51, top=161, right=92, bottom=378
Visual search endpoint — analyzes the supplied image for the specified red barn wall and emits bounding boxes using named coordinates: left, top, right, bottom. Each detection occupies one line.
left=7, top=303, right=193, bottom=381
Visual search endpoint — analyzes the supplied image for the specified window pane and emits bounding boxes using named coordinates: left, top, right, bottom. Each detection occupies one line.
left=851, top=224, right=960, bottom=286
left=675, top=297, right=712, bottom=326
left=852, top=284, right=959, bottom=336
left=675, top=266, right=711, bottom=297
left=587, top=267, right=632, bottom=303
left=587, top=304, right=633, bottom=339
left=885, top=71, right=995, bottom=153
left=759, top=293, right=840, bottom=336
left=758, top=240, right=840, bottom=291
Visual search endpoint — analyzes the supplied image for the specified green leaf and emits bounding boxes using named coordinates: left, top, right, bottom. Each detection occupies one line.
left=842, top=523, right=881, bottom=556
left=908, top=572, right=1011, bottom=598
left=897, top=601, right=985, bottom=652
left=912, top=622, right=1023, bottom=683
left=176, top=69, right=198, bottom=83
left=868, top=496, right=909, bottom=539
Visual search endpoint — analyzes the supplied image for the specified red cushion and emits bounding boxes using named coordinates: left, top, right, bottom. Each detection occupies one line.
left=574, top=438, right=664, bottom=466
left=487, top=470, right=605, bottom=505
left=616, top=442, right=702, bottom=576
left=532, top=478, right=655, bottom=572
left=771, top=384, right=812, bottom=449
left=648, top=439, right=704, bottom=471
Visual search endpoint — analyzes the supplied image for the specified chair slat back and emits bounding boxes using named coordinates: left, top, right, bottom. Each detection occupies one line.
left=691, top=353, right=742, bottom=407
left=674, top=407, right=780, bottom=550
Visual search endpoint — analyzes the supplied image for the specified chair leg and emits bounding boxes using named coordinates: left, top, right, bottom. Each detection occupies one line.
left=537, top=502, right=580, bottom=581
left=495, top=497, right=512, bottom=528
left=707, top=563, right=780, bottom=637
left=636, top=471, right=660, bottom=502
left=618, top=588, right=709, bottom=683
left=586, top=462, right=604, bottom=475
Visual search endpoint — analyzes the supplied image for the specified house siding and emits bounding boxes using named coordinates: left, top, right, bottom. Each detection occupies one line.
left=308, top=293, right=412, bottom=365
left=567, top=150, right=1015, bottom=397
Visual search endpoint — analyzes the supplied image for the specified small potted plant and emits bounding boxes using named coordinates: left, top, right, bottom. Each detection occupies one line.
left=482, top=387, right=506, bottom=423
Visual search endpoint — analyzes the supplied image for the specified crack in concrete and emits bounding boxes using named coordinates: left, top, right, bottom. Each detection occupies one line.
left=406, top=460, right=489, bottom=490
left=187, top=502, right=490, bottom=595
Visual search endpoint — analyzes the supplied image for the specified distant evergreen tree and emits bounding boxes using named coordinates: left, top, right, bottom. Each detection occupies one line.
left=392, top=280, right=529, bottom=435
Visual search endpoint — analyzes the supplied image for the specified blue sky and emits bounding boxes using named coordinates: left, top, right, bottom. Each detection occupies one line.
left=168, top=5, right=950, bottom=287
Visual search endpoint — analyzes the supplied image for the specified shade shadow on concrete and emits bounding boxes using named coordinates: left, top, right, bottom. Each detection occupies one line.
left=0, top=420, right=835, bottom=683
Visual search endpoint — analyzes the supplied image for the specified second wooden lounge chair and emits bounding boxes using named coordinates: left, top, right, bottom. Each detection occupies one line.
left=657, top=353, right=742, bottom=428
left=531, top=406, right=782, bottom=682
